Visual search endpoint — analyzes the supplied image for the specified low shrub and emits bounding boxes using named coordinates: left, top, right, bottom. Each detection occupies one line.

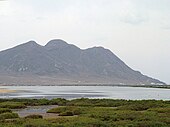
left=0, top=102, right=26, bottom=109
left=148, top=107, right=170, bottom=113
left=25, top=114, right=43, bottom=119
left=59, top=111, right=73, bottom=116
left=47, top=106, right=86, bottom=116
left=67, top=98, right=129, bottom=107
left=47, top=106, right=67, bottom=113
left=0, top=112, right=19, bottom=120
left=137, top=121, right=166, bottom=127
left=117, top=100, right=166, bottom=111
left=23, top=119, right=52, bottom=127
left=49, top=98, right=68, bottom=106
left=0, top=108, right=12, bottom=114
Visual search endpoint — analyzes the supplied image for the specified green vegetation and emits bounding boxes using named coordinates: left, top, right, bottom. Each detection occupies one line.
left=0, top=98, right=169, bottom=127
left=0, top=112, right=19, bottom=120
left=0, top=101, right=26, bottom=109
left=0, top=108, right=12, bottom=114
left=25, top=114, right=43, bottom=119
left=47, top=106, right=87, bottom=116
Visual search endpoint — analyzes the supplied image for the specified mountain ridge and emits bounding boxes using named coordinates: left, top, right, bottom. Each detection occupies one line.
left=0, top=39, right=166, bottom=85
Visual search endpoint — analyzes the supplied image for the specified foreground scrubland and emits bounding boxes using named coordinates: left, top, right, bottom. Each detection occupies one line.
left=0, top=98, right=169, bottom=127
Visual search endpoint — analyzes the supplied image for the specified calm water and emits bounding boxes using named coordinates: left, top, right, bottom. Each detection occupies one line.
left=0, top=86, right=170, bottom=100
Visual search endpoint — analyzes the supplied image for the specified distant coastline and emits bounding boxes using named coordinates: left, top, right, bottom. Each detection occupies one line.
left=0, top=84, right=169, bottom=89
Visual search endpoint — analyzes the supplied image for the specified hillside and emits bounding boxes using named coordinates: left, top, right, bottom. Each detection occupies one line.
left=0, top=39, right=165, bottom=85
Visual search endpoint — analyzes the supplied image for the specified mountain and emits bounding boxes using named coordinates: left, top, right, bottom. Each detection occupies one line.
left=0, top=39, right=165, bottom=85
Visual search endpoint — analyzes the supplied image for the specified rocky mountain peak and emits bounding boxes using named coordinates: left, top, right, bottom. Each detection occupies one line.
left=15, top=41, right=41, bottom=50
left=0, top=39, right=166, bottom=85
left=24, top=40, right=38, bottom=46
left=45, top=39, right=68, bottom=49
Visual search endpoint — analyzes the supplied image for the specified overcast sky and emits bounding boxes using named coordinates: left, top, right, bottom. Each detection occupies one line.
left=0, top=0, right=170, bottom=84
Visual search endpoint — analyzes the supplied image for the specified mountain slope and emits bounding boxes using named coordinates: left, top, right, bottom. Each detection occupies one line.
left=0, top=39, right=165, bottom=85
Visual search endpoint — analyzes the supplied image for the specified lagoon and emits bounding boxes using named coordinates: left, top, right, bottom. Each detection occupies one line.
left=0, top=85, right=169, bottom=100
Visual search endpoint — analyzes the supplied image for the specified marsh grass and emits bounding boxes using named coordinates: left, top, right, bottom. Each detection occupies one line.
left=0, top=98, right=169, bottom=127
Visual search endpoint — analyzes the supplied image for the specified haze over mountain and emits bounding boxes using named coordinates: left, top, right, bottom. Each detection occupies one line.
left=0, top=39, right=165, bottom=85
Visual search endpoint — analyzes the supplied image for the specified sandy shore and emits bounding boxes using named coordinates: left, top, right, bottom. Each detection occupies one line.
left=0, top=89, right=16, bottom=93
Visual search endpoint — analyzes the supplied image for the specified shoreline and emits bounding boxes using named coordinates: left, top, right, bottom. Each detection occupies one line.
left=0, top=84, right=169, bottom=89
left=0, top=89, right=16, bottom=93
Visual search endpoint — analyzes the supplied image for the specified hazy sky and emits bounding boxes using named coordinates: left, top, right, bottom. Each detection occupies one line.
left=0, top=0, right=170, bottom=84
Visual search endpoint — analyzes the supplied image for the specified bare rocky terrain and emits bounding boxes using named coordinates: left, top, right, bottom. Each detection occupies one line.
left=0, top=39, right=165, bottom=85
